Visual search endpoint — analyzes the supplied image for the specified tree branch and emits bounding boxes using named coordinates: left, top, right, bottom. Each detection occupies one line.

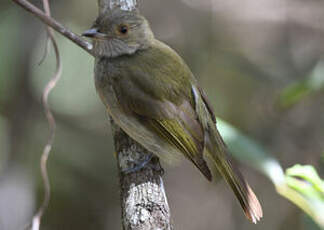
left=112, top=123, right=173, bottom=230
left=98, top=0, right=137, bottom=13
left=11, top=0, right=93, bottom=56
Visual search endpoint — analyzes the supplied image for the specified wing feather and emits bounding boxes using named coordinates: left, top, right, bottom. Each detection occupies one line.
left=148, top=117, right=212, bottom=181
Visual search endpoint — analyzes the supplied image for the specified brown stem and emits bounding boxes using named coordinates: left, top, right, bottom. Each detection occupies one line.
left=11, top=0, right=94, bottom=56
left=31, top=1, right=62, bottom=230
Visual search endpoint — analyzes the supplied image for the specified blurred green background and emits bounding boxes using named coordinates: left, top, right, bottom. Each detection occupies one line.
left=1, top=0, right=324, bottom=229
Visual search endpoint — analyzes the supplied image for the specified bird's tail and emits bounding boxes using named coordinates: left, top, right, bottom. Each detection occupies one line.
left=206, top=126, right=263, bottom=223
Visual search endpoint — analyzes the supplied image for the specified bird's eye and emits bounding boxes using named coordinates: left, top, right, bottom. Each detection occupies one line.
left=118, top=24, right=129, bottom=35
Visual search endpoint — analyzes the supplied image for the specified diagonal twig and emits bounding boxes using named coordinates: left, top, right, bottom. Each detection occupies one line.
left=12, top=0, right=93, bottom=56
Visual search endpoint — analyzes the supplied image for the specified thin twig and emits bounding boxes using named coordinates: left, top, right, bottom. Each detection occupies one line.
left=30, top=1, right=62, bottom=230
left=38, top=33, right=50, bottom=65
left=11, top=0, right=94, bottom=56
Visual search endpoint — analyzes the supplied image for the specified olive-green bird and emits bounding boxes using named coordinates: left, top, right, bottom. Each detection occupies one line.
left=83, top=8, right=262, bottom=223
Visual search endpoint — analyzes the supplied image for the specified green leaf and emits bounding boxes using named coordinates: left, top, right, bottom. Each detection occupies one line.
left=218, top=119, right=285, bottom=185
left=218, top=119, right=324, bottom=228
left=278, top=80, right=311, bottom=108
left=286, top=165, right=324, bottom=196
left=278, top=61, right=324, bottom=108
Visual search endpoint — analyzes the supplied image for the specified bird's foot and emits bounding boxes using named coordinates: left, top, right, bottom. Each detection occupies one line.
left=122, top=153, right=153, bottom=174
left=121, top=154, right=164, bottom=176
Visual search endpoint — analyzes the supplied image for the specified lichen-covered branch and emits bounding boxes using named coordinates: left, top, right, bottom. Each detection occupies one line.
left=112, top=123, right=173, bottom=230
left=98, top=0, right=137, bottom=13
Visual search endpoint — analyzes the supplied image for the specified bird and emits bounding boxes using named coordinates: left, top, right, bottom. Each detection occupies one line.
left=82, top=7, right=263, bottom=223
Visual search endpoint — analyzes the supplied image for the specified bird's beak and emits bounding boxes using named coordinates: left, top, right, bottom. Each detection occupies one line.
left=82, top=28, right=109, bottom=40
left=82, top=28, right=100, bottom=38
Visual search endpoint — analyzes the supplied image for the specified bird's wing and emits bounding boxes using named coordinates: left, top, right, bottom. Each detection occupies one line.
left=147, top=101, right=212, bottom=181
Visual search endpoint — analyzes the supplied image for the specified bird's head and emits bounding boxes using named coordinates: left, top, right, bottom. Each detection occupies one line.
left=83, top=8, right=154, bottom=58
